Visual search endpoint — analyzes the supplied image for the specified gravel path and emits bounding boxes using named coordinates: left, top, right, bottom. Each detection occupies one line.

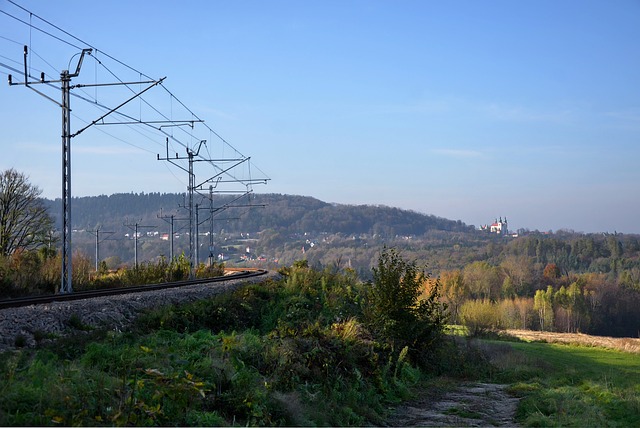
left=387, top=382, right=520, bottom=427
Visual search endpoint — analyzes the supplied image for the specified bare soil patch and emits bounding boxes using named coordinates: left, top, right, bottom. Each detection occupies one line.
left=387, top=382, right=519, bottom=427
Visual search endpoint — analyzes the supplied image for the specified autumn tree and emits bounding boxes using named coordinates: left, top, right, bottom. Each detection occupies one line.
left=514, top=297, right=534, bottom=330
left=500, top=255, right=535, bottom=297
left=554, top=282, right=589, bottom=333
left=533, top=286, right=554, bottom=331
left=0, top=169, right=54, bottom=257
left=463, top=261, right=501, bottom=300
left=439, top=269, right=467, bottom=324
left=619, top=267, right=640, bottom=291
left=543, top=263, right=561, bottom=283
left=459, top=299, right=498, bottom=335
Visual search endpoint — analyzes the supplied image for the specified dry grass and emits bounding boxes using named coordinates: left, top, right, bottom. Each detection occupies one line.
left=505, top=329, right=640, bottom=354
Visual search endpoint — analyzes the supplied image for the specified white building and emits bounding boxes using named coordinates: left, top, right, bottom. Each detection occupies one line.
left=482, top=217, right=508, bottom=235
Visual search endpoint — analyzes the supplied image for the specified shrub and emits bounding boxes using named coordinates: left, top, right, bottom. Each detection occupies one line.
left=363, top=247, right=447, bottom=367
left=459, top=299, right=499, bottom=336
left=195, top=261, right=225, bottom=278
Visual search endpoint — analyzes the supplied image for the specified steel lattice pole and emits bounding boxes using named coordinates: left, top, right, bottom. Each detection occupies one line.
left=60, top=70, right=73, bottom=293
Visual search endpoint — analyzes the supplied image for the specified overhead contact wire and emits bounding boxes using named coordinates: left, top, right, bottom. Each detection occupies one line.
left=3, top=0, right=269, bottom=183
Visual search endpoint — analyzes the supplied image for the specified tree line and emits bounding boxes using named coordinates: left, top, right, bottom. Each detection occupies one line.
left=1, top=168, right=639, bottom=337
left=438, top=256, right=640, bottom=338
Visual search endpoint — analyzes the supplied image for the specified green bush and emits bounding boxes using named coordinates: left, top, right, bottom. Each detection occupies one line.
left=460, top=299, right=500, bottom=336
left=363, top=247, right=448, bottom=367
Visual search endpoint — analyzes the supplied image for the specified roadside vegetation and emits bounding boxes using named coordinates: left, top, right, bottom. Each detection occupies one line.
left=0, top=250, right=224, bottom=297
left=0, top=249, right=457, bottom=426
left=1, top=250, right=639, bottom=426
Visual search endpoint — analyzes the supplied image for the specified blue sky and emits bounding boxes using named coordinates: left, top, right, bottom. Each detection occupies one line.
left=1, top=0, right=639, bottom=233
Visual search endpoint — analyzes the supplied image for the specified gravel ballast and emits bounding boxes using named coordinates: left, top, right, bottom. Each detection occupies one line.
left=0, top=271, right=281, bottom=352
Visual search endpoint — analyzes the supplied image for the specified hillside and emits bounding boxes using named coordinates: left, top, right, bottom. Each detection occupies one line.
left=44, top=192, right=474, bottom=237
left=41, top=193, right=481, bottom=276
left=42, top=193, right=640, bottom=279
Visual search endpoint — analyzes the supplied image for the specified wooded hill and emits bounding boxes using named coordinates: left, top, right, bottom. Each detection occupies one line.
left=44, top=192, right=473, bottom=237
left=42, top=193, right=640, bottom=281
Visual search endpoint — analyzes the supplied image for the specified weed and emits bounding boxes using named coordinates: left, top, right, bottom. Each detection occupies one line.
left=13, top=334, right=27, bottom=348
left=32, top=329, right=57, bottom=343
left=66, top=313, right=92, bottom=331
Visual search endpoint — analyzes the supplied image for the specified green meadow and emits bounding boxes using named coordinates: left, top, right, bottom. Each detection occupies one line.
left=483, top=338, right=640, bottom=427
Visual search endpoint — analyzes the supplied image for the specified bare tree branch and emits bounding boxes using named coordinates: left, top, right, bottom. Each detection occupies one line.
left=0, top=169, right=54, bottom=256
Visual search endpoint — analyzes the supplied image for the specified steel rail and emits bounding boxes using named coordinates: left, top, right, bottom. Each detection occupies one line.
left=0, top=269, right=268, bottom=310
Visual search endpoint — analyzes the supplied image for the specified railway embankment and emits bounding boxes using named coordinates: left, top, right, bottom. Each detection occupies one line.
left=0, top=270, right=281, bottom=352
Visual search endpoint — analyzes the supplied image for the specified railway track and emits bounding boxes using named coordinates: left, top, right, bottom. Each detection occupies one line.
left=0, top=269, right=268, bottom=310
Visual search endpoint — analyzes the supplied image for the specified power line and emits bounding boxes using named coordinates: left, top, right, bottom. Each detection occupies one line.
left=123, top=219, right=154, bottom=268
left=86, top=228, right=115, bottom=271
left=2, top=7, right=271, bottom=182
left=2, top=1, right=270, bottom=289
left=0, top=8, right=84, bottom=50
left=0, top=34, right=23, bottom=46
left=5, top=0, right=153, bottom=80
left=1, top=7, right=191, bottom=152
left=3, top=0, right=230, bottom=159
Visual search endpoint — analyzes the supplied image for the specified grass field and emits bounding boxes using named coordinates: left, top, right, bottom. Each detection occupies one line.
left=478, top=332, right=640, bottom=426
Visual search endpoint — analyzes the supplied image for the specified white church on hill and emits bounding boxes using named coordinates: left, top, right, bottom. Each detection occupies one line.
left=481, top=217, right=509, bottom=235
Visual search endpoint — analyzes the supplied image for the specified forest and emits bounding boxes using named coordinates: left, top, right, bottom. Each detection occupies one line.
left=43, top=192, right=473, bottom=237
left=5, top=192, right=640, bottom=339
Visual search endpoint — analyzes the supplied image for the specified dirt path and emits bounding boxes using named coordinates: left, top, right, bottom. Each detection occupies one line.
left=386, top=382, right=520, bottom=427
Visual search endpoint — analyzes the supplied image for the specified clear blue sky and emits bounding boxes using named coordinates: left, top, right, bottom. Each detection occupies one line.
left=1, top=0, right=639, bottom=233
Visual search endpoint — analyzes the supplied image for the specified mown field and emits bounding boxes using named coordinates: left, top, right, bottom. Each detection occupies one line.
left=506, top=329, right=640, bottom=353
